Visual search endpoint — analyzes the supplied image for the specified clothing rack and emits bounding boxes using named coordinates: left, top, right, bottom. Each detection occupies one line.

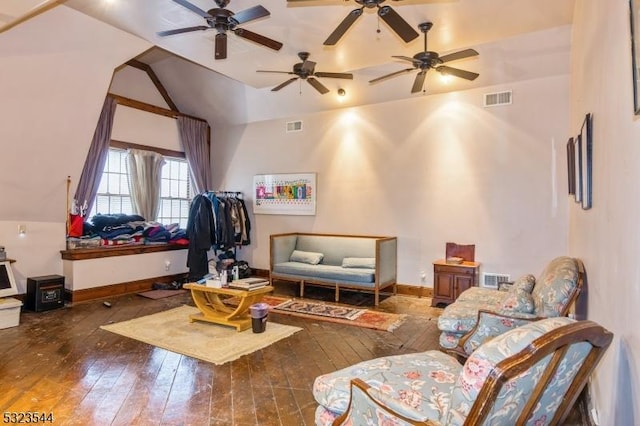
left=187, top=190, right=251, bottom=281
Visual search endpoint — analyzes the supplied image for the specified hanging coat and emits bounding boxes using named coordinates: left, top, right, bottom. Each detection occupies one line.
left=186, top=194, right=215, bottom=281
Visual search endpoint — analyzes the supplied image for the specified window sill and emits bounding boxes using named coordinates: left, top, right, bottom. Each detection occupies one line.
left=60, top=244, right=187, bottom=261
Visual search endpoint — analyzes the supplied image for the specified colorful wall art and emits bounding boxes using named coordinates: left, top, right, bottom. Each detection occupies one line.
left=253, top=173, right=317, bottom=215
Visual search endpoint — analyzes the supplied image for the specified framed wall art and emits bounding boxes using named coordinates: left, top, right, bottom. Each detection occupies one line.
left=253, top=173, right=317, bottom=215
left=566, top=137, right=575, bottom=195
left=580, top=113, right=593, bottom=210
left=573, top=134, right=582, bottom=204
left=630, top=0, right=640, bottom=114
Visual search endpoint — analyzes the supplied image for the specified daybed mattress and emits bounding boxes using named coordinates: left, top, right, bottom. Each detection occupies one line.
left=272, top=262, right=375, bottom=286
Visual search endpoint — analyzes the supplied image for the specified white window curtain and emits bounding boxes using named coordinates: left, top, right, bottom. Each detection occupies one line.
left=126, top=149, right=165, bottom=221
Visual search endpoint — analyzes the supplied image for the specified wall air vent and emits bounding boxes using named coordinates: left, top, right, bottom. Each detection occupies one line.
left=286, top=120, right=303, bottom=133
left=481, top=272, right=511, bottom=289
left=484, top=90, right=512, bottom=107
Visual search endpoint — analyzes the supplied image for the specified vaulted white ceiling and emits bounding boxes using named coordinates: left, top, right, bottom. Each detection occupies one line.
left=1, top=0, right=575, bottom=122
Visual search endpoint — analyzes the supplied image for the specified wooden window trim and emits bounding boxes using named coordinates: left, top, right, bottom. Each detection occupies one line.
left=61, top=244, right=186, bottom=261
left=110, top=140, right=185, bottom=158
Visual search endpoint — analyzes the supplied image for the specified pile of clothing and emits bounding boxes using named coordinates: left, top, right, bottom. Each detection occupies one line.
left=69, top=214, right=189, bottom=247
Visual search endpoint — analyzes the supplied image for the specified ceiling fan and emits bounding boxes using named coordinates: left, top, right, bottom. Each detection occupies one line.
left=370, top=21, right=479, bottom=93
left=157, top=0, right=283, bottom=60
left=257, top=52, right=353, bottom=94
left=287, top=0, right=418, bottom=46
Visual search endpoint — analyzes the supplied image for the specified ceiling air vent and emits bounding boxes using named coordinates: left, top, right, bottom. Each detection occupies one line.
left=484, top=90, right=512, bottom=107
left=286, top=120, right=303, bottom=133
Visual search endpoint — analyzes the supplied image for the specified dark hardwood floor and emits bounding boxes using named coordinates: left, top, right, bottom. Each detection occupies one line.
left=0, top=282, right=587, bottom=425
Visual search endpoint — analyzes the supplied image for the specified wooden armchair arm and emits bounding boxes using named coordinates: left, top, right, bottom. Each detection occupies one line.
left=454, top=309, right=544, bottom=359
left=333, top=379, right=439, bottom=426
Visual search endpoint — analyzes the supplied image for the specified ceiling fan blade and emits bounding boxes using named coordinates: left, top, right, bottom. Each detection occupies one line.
left=157, top=25, right=209, bottom=37
left=392, top=55, right=420, bottom=64
left=257, top=70, right=296, bottom=75
left=272, top=77, right=299, bottom=91
left=369, top=68, right=415, bottom=84
left=314, top=72, right=353, bottom=80
left=215, top=33, right=227, bottom=60
left=411, top=70, right=427, bottom=93
left=301, top=60, right=316, bottom=74
left=378, top=6, right=419, bottom=43
left=307, top=78, right=330, bottom=94
left=234, top=28, right=283, bottom=51
left=232, top=5, right=270, bottom=25
left=324, top=8, right=363, bottom=46
left=171, top=0, right=211, bottom=18
left=439, top=49, right=479, bottom=63
left=437, top=66, right=479, bottom=81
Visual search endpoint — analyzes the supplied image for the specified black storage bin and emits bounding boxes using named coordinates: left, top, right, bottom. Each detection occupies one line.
left=26, top=275, right=65, bottom=312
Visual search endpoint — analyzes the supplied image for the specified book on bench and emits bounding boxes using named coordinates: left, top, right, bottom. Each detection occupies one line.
left=228, top=278, right=270, bottom=291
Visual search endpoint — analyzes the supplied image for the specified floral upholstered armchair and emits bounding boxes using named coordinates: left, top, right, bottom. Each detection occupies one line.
left=312, top=317, right=612, bottom=426
left=437, top=256, right=584, bottom=351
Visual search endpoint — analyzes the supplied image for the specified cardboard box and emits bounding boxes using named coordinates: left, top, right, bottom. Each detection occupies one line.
left=0, top=297, right=22, bottom=329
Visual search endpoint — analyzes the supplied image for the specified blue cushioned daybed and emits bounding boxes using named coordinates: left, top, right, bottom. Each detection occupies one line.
left=269, top=233, right=397, bottom=306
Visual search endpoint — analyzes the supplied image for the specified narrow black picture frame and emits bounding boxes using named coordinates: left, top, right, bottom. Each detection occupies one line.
left=581, top=113, right=593, bottom=210
left=566, top=137, right=575, bottom=195
left=574, top=134, right=582, bottom=204
left=630, top=0, right=640, bottom=114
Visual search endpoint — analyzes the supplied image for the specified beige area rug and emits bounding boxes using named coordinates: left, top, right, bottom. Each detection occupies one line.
left=100, top=305, right=302, bottom=365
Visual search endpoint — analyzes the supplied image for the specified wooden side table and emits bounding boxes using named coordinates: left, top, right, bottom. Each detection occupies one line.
left=431, top=260, right=480, bottom=307
left=183, top=283, right=274, bottom=331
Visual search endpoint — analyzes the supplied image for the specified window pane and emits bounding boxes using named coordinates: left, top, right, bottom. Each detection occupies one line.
left=121, top=197, right=133, bottom=215
left=119, top=153, right=128, bottom=173
left=90, top=149, right=192, bottom=227
left=96, top=174, right=108, bottom=194
left=179, top=162, right=188, bottom=181
left=121, top=174, right=130, bottom=195
left=170, top=162, right=179, bottom=180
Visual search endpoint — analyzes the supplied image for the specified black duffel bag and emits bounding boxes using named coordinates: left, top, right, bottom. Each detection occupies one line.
left=233, top=260, right=252, bottom=279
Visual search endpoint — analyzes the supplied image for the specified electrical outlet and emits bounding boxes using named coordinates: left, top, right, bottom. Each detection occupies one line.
left=164, top=260, right=171, bottom=272
left=420, top=271, right=427, bottom=283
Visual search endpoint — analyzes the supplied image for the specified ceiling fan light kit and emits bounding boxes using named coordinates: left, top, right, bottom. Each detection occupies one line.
left=369, top=21, right=479, bottom=94
left=257, top=52, right=353, bottom=95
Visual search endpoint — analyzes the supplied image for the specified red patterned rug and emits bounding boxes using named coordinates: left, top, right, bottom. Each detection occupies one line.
left=258, top=295, right=407, bottom=332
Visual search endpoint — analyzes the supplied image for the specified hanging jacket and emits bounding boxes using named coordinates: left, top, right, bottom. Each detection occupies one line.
left=186, top=194, right=215, bottom=281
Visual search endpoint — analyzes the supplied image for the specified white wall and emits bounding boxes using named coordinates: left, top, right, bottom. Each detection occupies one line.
left=109, top=65, right=182, bottom=151
left=109, top=66, right=170, bottom=109
left=214, top=75, right=570, bottom=287
left=0, top=222, right=65, bottom=293
left=63, top=250, right=187, bottom=291
left=0, top=7, right=151, bottom=291
left=111, top=105, right=181, bottom=150
left=569, top=1, right=640, bottom=423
